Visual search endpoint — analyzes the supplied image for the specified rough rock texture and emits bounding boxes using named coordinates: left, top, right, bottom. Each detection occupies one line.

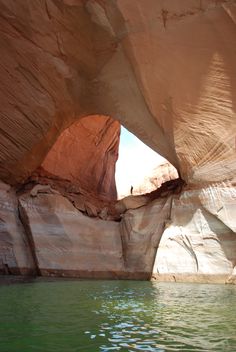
left=115, top=178, right=184, bottom=214
left=18, top=167, right=120, bottom=221
left=135, top=162, right=179, bottom=195
left=0, top=182, right=35, bottom=275
left=17, top=191, right=171, bottom=279
left=18, top=193, right=124, bottom=278
left=152, top=183, right=236, bottom=283
left=120, top=196, right=172, bottom=276
left=0, top=175, right=234, bottom=282
left=4, top=180, right=232, bottom=283
left=0, top=0, right=235, bottom=185
left=104, top=0, right=236, bottom=184
left=42, top=115, right=120, bottom=200
left=0, top=0, right=118, bottom=184
left=0, top=0, right=235, bottom=283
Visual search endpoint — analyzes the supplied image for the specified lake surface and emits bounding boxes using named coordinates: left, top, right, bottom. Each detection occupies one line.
left=0, top=279, right=235, bottom=351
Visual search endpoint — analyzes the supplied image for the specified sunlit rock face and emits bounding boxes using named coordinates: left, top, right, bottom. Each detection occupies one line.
left=17, top=190, right=172, bottom=279
left=0, top=0, right=235, bottom=282
left=6, top=181, right=234, bottom=283
left=18, top=193, right=125, bottom=278
left=135, top=162, right=178, bottom=195
left=103, top=0, right=236, bottom=184
left=152, top=184, right=236, bottom=283
left=42, top=115, right=120, bottom=200
left=0, top=0, right=235, bottom=185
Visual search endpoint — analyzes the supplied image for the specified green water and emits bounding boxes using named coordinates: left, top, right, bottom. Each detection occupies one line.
left=0, top=280, right=235, bottom=351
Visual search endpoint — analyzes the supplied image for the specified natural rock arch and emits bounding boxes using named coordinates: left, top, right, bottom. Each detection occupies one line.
left=41, top=114, right=120, bottom=200
left=0, top=0, right=235, bottom=186
left=0, top=0, right=236, bottom=283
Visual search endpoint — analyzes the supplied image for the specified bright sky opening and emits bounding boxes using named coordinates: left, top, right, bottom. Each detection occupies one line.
left=115, top=126, right=166, bottom=198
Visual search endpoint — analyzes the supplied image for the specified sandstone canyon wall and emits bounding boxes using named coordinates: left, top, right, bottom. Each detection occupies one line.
left=0, top=0, right=235, bottom=283
left=42, top=115, right=120, bottom=200
left=134, top=162, right=179, bottom=196
left=1, top=0, right=235, bottom=185
left=2, top=179, right=235, bottom=283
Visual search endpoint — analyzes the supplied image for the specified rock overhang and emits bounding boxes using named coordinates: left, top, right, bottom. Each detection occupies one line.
left=0, top=0, right=235, bottom=283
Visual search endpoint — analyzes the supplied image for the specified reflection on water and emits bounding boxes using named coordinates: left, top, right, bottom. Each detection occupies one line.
left=0, top=280, right=235, bottom=351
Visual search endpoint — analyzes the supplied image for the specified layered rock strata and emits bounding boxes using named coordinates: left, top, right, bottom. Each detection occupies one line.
left=42, top=115, right=120, bottom=200
left=0, top=0, right=235, bottom=185
left=0, top=182, right=35, bottom=275
left=1, top=178, right=235, bottom=283
left=134, top=162, right=179, bottom=196
left=0, top=0, right=235, bottom=283
left=1, top=179, right=176, bottom=279
left=153, top=182, right=236, bottom=283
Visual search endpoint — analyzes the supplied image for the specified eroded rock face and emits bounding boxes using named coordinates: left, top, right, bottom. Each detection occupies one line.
left=0, top=0, right=117, bottom=184
left=134, top=162, right=179, bottom=196
left=42, top=115, right=120, bottom=200
left=0, top=182, right=35, bottom=275
left=153, top=183, right=236, bottom=283
left=0, top=0, right=235, bottom=186
left=17, top=190, right=172, bottom=279
left=18, top=193, right=124, bottom=278
left=103, top=0, right=236, bottom=183
left=3, top=182, right=232, bottom=283
left=0, top=0, right=235, bottom=283
left=18, top=167, right=121, bottom=221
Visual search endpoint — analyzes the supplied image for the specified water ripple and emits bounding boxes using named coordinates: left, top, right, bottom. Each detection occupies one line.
left=0, top=280, right=235, bottom=351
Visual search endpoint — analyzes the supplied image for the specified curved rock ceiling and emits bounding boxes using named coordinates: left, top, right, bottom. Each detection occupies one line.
left=0, top=0, right=236, bottom=282
left=42, top=115, right=120, bottom=200
left=0, top=0, right=235, bottom=185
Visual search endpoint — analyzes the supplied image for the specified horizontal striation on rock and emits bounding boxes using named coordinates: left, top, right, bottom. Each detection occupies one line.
left=0, top=0, right=235, bottom=283
left=0, top=0, right=235, bottom=184
left=0, top=0, right=117, bottom=183
left=18, top=193, right=125, bottom=277
left=153, top=183, right=236, bottom=281
left=42, top=115, right=120, bottom=200
left=0, top=177, right=235, bottom=283
left=0, top=182, right=35, bottom=275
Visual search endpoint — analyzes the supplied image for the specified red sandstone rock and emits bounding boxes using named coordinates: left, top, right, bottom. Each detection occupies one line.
left=42, top=115, right=120, bottom=200
left=18, top=167, right=120, bottom=221
left=134, top=162, right=178, bottom=195
left=0, top=0, right=117, bottom=184
left=0, top=0, right=235, bottom=186
left=0, top=0, right=235, bottom=283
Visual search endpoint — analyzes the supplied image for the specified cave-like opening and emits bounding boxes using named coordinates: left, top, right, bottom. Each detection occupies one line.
left=116, top=126, right=178, bottom=199
left=41, top=114, right=120, bottom=201
left=29, top=115, right=179, bottom=207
